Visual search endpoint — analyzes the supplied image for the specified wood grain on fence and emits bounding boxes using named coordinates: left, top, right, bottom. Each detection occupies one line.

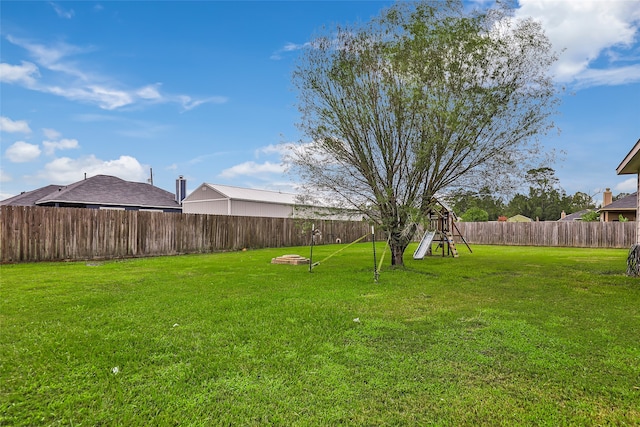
left=0, top=206, right=375, bottom=263
left=456, top=221, right=636, bottom=248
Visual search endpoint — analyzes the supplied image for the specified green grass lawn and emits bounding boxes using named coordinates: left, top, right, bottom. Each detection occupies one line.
left=1, top=244, right=639, bottom=426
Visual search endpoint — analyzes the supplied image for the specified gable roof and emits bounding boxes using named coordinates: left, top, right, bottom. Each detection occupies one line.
left=200, top=183, right=299, bottom=205
left=599, top=192, right=637, bottom=212
left=1, top=175, right=180, bottom=210
left=616, top=138, right=640, bottom=175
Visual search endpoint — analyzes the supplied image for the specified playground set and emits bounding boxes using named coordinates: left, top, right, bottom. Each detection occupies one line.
left=272, top=198, right=471, bottom=282
left=413, top=198, right=472, bottom=260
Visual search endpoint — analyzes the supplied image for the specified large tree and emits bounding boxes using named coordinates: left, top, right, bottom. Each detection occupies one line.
left=288, top=0, right=559, bottom=266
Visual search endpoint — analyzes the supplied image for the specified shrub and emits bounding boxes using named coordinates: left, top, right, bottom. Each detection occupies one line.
left=580, top=211, right=600, bottom=222
left=461, top=207, right=489, bottom=222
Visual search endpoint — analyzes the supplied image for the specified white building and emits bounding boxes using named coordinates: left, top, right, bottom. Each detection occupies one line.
left=182, top=183, right=359, bottom=220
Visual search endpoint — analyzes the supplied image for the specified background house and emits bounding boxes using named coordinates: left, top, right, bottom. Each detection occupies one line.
left=182, top=183, right=358, bottom=220
left=614, top=139, right=640, bottom=229
left=0, top=174, right=182, bottom=213
left=598, top=189, right=636, bottom=222
left=558, top=209, right=595, bottom=221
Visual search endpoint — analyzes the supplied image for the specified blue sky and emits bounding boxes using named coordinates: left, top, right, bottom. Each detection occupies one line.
left=1, top=1, right=639, bottom=205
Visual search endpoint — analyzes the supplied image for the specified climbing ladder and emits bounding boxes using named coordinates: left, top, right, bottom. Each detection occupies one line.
left=444, top=232, right=459, bottom=258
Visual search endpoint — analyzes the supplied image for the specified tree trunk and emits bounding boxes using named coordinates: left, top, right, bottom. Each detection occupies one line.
left=385, top=222, right=417, bottom=267
left=627, top=244, right=640, bottom=276
left=390, top=242, right=406, bottom=266
left=388, top=228, right=410, bottom=267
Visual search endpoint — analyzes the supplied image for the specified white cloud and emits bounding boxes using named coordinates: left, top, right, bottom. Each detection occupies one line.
left=255, top=143, right=293, bottom=157
left=43, top=128, right=61, bottom=139
left=5, top=141, right=41, bottom=162
left=219, top=161, right=286, bottom=178
left=177, top=95, right=228, bottom=111
left=46, top=84, right=133, bottom=110
left=6, top=36, right=90, bottom=79
left=515, top=0, right=640, bottom=86
left=0, top=116, right=31, bottom=134
left=4, top=35, right=226, bottom=111
left=137, top=84, right=162, bottom=100
left=573, top=64, right=640, bottom=88
left=49, top=2, right=74, bottom=19
left=283, top=42, right=309, bottom=52
left=271, top=41, right=312, bottom=60
left=0, top=61, right=39, bottom=86
left=614, top=177, right=637, bottom=193
left=37, top=155, right=147, bottom=183
left=43, top=138, right=79, bottom=155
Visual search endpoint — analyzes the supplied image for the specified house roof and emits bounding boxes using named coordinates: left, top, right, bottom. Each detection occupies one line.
left=0, top=185, right=64, bottom=206
left=507, top=214, right=532, bottom=222
left=558, top=209, right=593, bottom=221
left=616, top=138, right=640, bottom=175
left=598, top=192, right=637, bottom=212
left=202, top=183, right=299, bottom=205
left=1, top=175, right=180, bottom=210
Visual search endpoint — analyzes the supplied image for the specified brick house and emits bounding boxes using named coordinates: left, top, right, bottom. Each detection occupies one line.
left=0, top=174, right=182, bottom=213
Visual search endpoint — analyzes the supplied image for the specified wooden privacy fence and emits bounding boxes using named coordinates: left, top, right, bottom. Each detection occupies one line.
left=3, top=206, right=636, bottom=263
left=456, top=221, right=636, bottom=248
left=0, top=206, right=375, bottom=263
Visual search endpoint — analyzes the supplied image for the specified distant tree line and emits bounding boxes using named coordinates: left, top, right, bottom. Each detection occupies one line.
left=449, top=167, right=606, bottom=221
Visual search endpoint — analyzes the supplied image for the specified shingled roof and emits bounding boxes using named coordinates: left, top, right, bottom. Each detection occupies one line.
left=558, top=209, right=594, bottom=221
left=1, top=175, right=181, bottom=211
left=0, top=185, right=64, bottom=206
left=599, top=192, right=637, bottom=212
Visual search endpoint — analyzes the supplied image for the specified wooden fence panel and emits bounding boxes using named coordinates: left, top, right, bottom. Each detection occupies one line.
left=457, top=221, right=636, bottom=249
left=0, top=206, right=376, bottom=263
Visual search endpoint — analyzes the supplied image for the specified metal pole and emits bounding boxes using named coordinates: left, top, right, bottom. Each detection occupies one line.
left=372, top=226, right=378, bottom=282
left=309, top=223, right=314, bottom=273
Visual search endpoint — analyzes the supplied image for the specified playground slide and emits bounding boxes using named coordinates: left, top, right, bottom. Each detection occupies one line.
left=413, top=230, right=436, bottom=260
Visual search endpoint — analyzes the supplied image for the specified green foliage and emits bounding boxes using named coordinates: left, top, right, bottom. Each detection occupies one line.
left=460, top=206, right=489, bottom=222
left=290, top=0, right=559, bottom=265
left=619, top=214, right=629, bottom=222
left=1, top=246, right=639, bottom=425
left=580, top=210, right=600, bottom=222
left=447, top=187, right=505, bottom=220
left=569, top=191, right=597, bottom=211
left=505, top=168, right=597, bottom=221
